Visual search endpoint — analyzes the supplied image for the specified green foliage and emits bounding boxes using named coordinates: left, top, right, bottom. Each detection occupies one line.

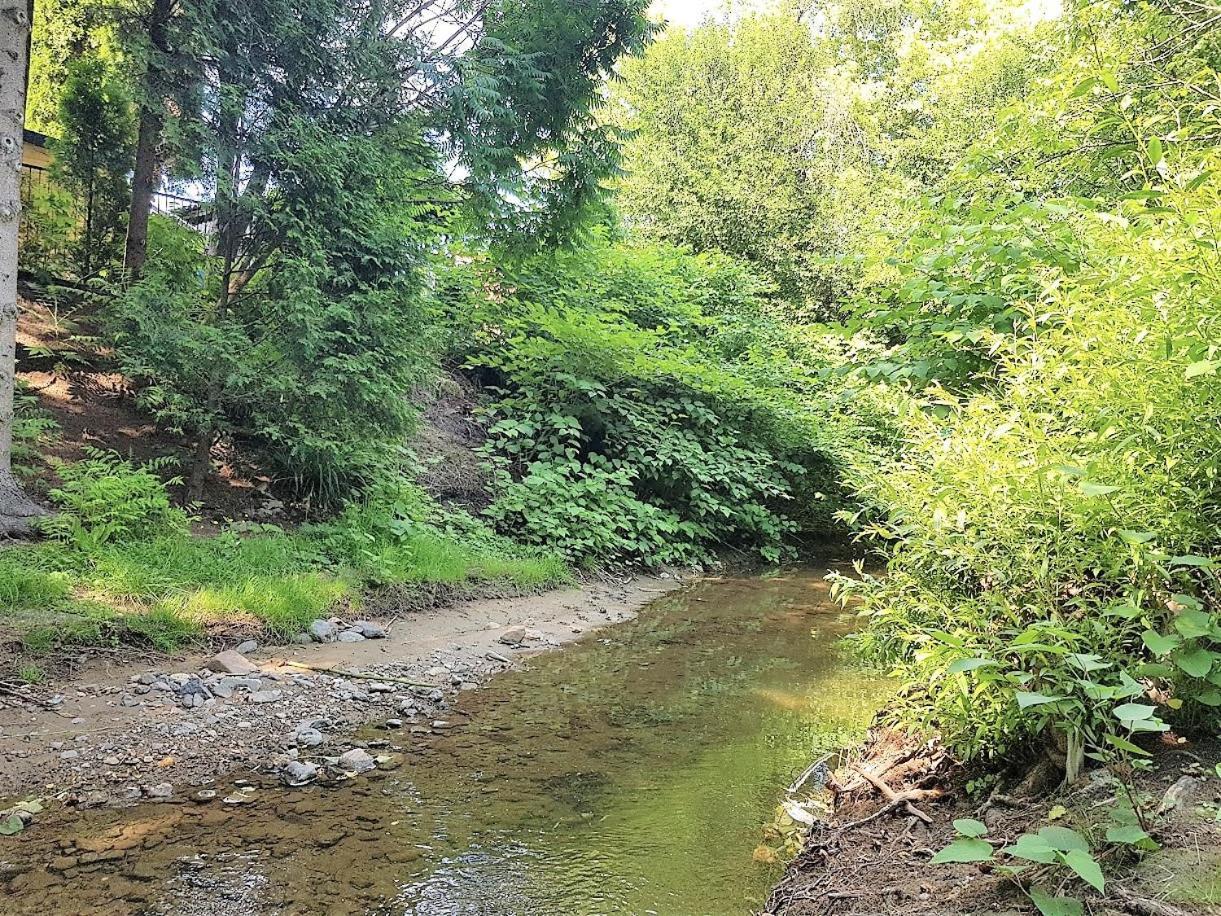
left=54, top=53, right=135, bottom=276
left=443, top=235, right=853, bottom=565
left=836, top=0, right=1221, bottom=768
left=40, top=449, right=188, bottom=548
left=2, top=456, right=568, bottom=664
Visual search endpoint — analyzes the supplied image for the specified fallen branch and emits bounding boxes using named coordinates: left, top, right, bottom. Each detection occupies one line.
left=282, top=661, right=433, bottom=689
left=787, top=754, right=832, bottom=794
left=1113, top=887, right=1193, bottom=916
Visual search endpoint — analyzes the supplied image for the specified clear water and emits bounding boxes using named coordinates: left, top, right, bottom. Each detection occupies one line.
left=1, top=568, right=887, bottom=915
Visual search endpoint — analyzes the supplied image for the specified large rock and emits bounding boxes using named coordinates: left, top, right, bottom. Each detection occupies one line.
left=350, top=621, right=387, bottom=639
left=308, top=620, right=339, bottom=643
left=282, top=761, right=318, bottom=786
left=498, top=626, right=527, bottom=647
left=336, top=749, right=375, bottom=774
left=206, top=650, right=259, bottom=676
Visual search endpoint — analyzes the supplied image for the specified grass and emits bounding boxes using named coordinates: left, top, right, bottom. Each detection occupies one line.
left=0, top=519, right=571, bottom=667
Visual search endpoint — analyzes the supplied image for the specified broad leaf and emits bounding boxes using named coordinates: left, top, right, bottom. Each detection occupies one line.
left=1030, top=887, right=1084, bottom=916
left=953, top=818, right=988, bottom=838
left=931, top=837, right=993, bottom=864
left=1062, top=848, right=1105, bottom=892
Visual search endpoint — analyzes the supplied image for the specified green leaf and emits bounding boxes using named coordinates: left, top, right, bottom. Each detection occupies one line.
left=1142, top=630, right=1181, bottom=656
left=1030, top=887, right=1084, bottom=916
left=954, top=818, right=988, bottom=838
left=1016, top=691, right=1064, bottom=709
left=1078, top=481, right=1119, bottom=497
left=1146, top=136, right=1163, bottom=164
left=1038, top=826, right=1090, bottom=852
left=1062, top=848, right=1105, bottom=892
left=1104, top=733, right=1150, bottom=756
left=1185, top=361, right=1217, bottom=379
left=1174, top=611, right=1212, bottom=639
left=0, top=815, right=24, bottom=836
left=947, top=658, right=996, bottom=675
left=931, top=837, right=993, bottom=864
left=1106, top=825, right=1152, bottom=846
left=1177, top=647, right=1215, bottom=679
left=1003, top=833, right=1057, bottom=864
left=1112, top=703, right=1157, bottom=723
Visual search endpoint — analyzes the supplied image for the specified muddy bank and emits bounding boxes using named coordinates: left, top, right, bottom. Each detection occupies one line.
left=766, top=730, right=1221, bottom=916
left=0, top=574, right=679, bottom=806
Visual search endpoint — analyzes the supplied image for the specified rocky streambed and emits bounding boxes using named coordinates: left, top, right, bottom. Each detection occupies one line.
left=1, top=568, right=886, bottom=915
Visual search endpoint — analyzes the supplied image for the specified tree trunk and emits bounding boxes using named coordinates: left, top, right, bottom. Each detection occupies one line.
left=123, top=0, right=173, bottom=282
left=0, top=0, right=47, bottom=536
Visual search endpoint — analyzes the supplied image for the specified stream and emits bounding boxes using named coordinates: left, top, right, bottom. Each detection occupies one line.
left=2, top=567, right=887, bottom=915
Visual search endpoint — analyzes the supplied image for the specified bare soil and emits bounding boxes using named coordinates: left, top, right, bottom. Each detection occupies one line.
left=766, top=729, right=1221, bottom=916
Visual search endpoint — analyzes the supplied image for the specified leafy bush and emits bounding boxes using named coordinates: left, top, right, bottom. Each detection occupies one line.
left=41, top=450, right=188, bottom=548
left=443, top=236, right=850, bottom=566
left=841, top=157, right=1221, bottom=767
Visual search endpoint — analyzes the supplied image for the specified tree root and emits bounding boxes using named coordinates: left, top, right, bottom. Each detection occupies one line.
left=842, top=763, right=942, bottom=827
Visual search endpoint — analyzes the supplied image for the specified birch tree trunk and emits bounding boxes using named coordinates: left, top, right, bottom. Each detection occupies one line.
left=0, top=0, right=47, bottom=536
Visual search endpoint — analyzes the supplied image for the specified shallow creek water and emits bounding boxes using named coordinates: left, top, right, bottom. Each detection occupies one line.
left=2, top=567, right=887, bottom=915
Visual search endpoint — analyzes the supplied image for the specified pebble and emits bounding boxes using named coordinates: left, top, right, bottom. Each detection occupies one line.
left=282, top=761, right=319, bottom=786
left=145, top=782, right=174, bottom=799
left=249, top=690, right=283, bottom=704
left=295, top=727, right=325, bottom=748
left=120, top=694, right=141, bottom=707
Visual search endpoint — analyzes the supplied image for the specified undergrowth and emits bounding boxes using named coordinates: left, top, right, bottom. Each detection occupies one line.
left=0, top=455, right=569, bottom=664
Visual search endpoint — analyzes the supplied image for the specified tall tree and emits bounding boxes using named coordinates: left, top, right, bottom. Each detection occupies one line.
left=1, top=0, right=46, bottom=534
left=122, top=0, right=174, bottom=280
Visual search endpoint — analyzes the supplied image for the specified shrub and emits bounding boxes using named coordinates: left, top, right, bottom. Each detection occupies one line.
left=841, top=170, right=1221, bottom=767
left=40, top=449, right=188, bottom=548
left=443, top=236, right=850, bottom=566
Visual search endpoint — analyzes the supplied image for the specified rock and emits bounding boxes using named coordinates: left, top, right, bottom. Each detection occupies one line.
left=192, top=790, right=217, bottom=803
left=351, top=621, right=387, bottom=639
left=337, top=629, right=366, bottom=643
left=102, top=756, right=120, bottom=766
left=120, top=694, right=141, bottom=707
left=250, top=689, right=283, bottom=704
left=295, top=727, right=325, bottom=748
left=206, top=650, right=258, bottom=676
left=291, top=633, right=314, bottom=645
left=498, top=626, right=527, bottom=646
left=367, top=682, right=393, bottom=693
left=137, top=673, right=158, bottom=686
left=336, top=749, right=375, bottom=774
left=309, top=619, right=339, bottom=642
left=145, top=783, right=174, bottom=799
left=79, top=791, right=110, bottom=809
left=59, top=750, right=79, bottom=760
left=283, top=761, right=319, bottom=786
left=235, top=639, right=259, bottom=655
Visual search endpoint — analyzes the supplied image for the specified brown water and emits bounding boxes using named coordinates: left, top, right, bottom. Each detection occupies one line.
left=0, top=568, right=887, bottom=915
